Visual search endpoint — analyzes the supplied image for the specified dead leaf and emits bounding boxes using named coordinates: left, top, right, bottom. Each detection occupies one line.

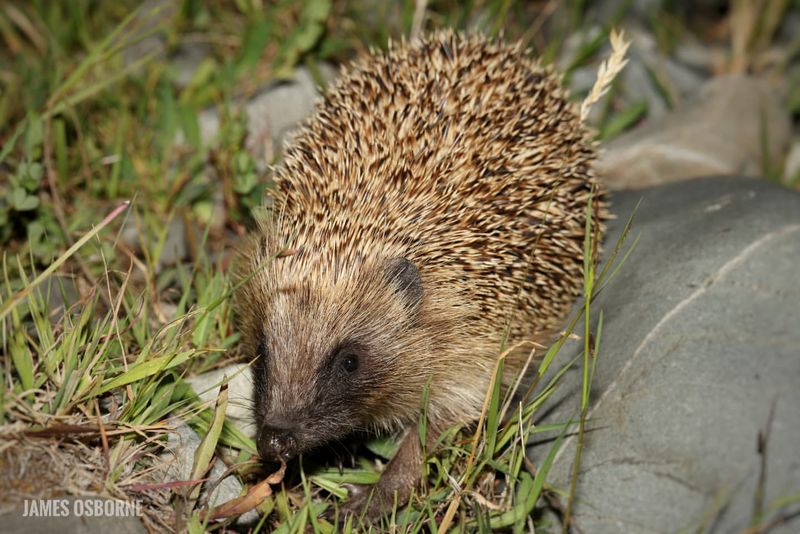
left=201, top=462, right=286, bottom=521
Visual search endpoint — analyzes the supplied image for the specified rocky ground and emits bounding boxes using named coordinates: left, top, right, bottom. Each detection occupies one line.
left=535, top=177, right=800, bottom=533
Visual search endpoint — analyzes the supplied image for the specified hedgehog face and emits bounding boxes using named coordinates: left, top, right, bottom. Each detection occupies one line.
left=251, top=257, right=426, bottom=463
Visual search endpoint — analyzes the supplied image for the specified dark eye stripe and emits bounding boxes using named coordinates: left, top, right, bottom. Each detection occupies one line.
left=253, top=335, right=268, bottom=373
left=310, top=340, right=378, bottom=414
left=257, top=335, right=268, bottom=359
left=252, top=334, right=270, bottom=402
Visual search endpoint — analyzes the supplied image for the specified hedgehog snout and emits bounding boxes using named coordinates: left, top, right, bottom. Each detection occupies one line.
left=257, top=424, right=298, bottom=463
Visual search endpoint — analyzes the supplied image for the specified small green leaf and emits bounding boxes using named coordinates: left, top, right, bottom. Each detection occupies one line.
left=0, top=119, right=25, bottom=164
left=304, top=0, right=332, bottom=20
left=12, top=187, right=39, bottom=211
left=309, top=468, right=379, bottom=486
left=24, top=115, right=44, bottom=156
left=364, top=435, right=399, bottom=459
left=98, top=349, right=198, bottom=394
left=599, top=100, right=648, bottom=140
left=179, top=102, right=201, bottom=148
left=10, top=327, right=35, bottom=392
left=309, top=476, right=348, bottom=499
left=237, top=18, right=271, bottom=72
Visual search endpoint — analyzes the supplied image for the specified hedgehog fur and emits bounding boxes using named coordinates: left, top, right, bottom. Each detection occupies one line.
left=237, top=29, right=604, bottom=514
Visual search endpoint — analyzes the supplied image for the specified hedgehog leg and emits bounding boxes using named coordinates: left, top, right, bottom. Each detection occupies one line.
left=340, top=425, right=436, bottom=521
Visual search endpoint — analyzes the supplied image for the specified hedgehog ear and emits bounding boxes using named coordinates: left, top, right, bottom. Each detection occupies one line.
left=386, top=257, right=423, bottom=310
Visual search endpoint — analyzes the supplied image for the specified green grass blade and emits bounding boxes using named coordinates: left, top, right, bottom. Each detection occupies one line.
left=489, top=417, right=572, bottom=528
left=188, top=380, right=228, bottom=502
left=98, top=349, right=198, bottom=394
left=0, top=201, right=130, bottom=322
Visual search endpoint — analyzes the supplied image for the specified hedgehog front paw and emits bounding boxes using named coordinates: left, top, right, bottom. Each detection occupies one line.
left=331, top=428, right=427, bottom=523
left=340, top=482, right=399, bottom=521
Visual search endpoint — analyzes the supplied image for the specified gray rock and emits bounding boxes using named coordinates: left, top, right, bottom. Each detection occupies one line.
left=159, top=365, right=257, bottom=523
left=159, top=413, right=257, bottom=524
left=194, top=65, right=336, bottom=165
left=599, top=75, right=792, bottom=190
left=160, top=418, right=204, bottom=484
left=159, top=217, right=189, bottom=268
left=171, top=42, right=214, bottom=89
left=674, top=39, right=720, bottom=74
left=185, top=364, right=255, bottom=437
left=618, top=27, right=706, bottom=120
left=43, top=276, right=80, bottom=322
left=245, top=65, right=336, bottom=155
left=143, top=361, right=254, bottom=526
left=530, top=176, right=800, bottom=533
left=558, top=26, right=604, bottom=78
left=119, top=216, right=189, bottom=272
left=778, top=10, right=800, bottom=44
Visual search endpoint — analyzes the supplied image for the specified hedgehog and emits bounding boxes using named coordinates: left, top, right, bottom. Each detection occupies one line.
left=237, top=30, right=603, bottom=518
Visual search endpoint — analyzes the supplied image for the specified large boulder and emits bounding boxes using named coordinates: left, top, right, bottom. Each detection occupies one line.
left=531, top=176, right=800, bottom=533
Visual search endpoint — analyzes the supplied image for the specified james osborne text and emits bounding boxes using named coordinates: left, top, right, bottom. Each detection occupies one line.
left=22, top=498, right=142, bottom=518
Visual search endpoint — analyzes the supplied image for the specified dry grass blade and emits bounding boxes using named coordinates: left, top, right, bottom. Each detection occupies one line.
left=17, top=422, right=166, bottom=439
left=20, top=423, right=118, bottom=438
left=411, top=0, right=428, bottom=39
left=437, top=340, right=531, bottom=534
left=580, top=29, right=631, bottom=123
left=731, top=0, right=758, bottom=73
left=2, top=3, right=46, bottom=54
left=730, top=0, right=789, bottom=73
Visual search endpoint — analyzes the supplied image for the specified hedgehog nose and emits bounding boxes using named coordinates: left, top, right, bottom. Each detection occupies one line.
left=258, top=426, right=297, bottom=462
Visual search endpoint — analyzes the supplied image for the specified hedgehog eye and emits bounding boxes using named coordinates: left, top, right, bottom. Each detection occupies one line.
left=341, top=353, right=359, bottom=373
left=328, top=343, right=362, bottom=375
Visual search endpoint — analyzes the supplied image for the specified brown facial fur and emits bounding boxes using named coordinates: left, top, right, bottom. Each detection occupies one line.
left=237, top=30, right=603, bottom=486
